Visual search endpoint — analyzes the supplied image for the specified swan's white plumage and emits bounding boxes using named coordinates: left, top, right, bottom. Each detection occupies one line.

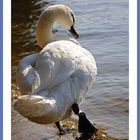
left=16, top=53, right=40, bottom=94
left=15, top=4, right=97, bottom=124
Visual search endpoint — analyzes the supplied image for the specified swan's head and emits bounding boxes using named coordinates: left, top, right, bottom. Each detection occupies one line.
left=46, top=4, right=79, bottom=38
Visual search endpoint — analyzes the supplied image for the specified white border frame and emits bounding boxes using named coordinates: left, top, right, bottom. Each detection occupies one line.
left=3, top=0, right=11, bottom=139
left=129, top=0, right=137, bottom=139
left=3, top=0, right=137, bottom=139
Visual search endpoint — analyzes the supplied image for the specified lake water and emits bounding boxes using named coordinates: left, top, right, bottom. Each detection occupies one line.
left=12, top=0, right=129, bottom=139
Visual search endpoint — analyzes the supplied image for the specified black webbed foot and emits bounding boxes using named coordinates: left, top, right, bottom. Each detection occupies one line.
left=78, top=112, right=97, bottom=138
left=55, top=121, right=66, bottom=135
left=71, top=103, right=97, bottom=138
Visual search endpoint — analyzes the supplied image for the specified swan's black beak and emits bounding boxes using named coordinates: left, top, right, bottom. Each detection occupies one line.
left=69, top=25, right=79, bottom=39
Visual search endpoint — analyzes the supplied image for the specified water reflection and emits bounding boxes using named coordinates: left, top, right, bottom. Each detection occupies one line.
left=12, top=0, right=52, bottom=82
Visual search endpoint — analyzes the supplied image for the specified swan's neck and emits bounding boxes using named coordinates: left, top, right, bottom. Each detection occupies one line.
left=36, top=12, right=55, bottom=48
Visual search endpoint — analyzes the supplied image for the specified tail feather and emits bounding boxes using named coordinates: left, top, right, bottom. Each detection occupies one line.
left=14, top=95, right=56, bottom=118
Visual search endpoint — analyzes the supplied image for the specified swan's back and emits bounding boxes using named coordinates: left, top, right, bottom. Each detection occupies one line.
left=16, top=40, right=97, bottom=100
left=34, top=40, right=97, bottom=94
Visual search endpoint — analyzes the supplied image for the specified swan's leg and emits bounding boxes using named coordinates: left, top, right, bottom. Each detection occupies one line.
left=55, top=121, right=65, bottom=135
left=71, top=103, right=97, bottom=137
left=71, top=103, right=79, bottom=115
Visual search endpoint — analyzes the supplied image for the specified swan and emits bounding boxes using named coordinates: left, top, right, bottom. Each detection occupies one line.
left=14, top=4, right=97, bottom=136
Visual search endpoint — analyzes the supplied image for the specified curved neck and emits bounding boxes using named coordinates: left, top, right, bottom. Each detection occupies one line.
left=36, top=12, right=55, bottom=48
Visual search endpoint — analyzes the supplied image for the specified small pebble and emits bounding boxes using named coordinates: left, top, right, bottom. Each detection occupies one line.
left=101, top=134, right=106, bottom=137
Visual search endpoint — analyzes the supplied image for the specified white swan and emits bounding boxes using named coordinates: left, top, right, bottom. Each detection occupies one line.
left=14, top=4, right=97, bottom=135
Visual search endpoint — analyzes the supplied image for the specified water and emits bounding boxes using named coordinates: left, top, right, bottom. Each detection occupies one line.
left=12, top=0, right=129, bottom=138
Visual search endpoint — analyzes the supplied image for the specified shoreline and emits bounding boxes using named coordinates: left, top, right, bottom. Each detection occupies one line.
left=12, top=107, right=128, bottom=140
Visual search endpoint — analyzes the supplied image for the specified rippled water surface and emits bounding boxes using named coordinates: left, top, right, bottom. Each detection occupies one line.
left=12, top=0, right=129, bottom=138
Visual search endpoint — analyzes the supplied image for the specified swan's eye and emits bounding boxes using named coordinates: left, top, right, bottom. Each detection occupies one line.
left=70, top=12, right=75, bottom=24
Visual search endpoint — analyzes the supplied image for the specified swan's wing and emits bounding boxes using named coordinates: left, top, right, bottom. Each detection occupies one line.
left=16, top=53, right=40, bottom=95
left=35, top=40, right=97, bottom=93
left=35, top=41, right=78, bottom=91
left=17, top=40, right=97, bottom=97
